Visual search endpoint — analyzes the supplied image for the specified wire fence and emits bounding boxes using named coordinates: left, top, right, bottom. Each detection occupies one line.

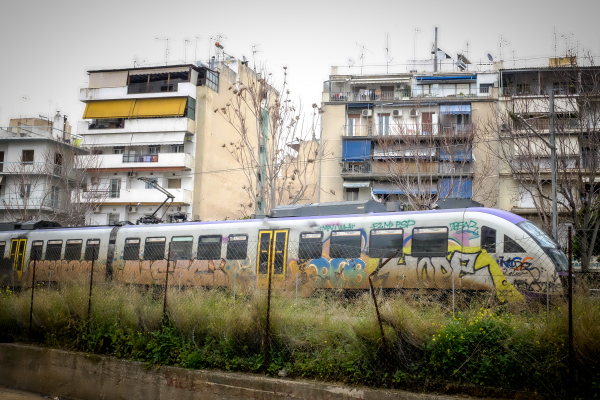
left=0, top=232, right=598, bottom=397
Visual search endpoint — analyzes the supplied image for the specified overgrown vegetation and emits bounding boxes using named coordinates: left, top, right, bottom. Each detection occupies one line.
left=0, top=284, right=599, bottom=398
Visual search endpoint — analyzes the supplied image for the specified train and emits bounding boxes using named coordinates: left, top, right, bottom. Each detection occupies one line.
left=0, top=201, right=568, bottom=301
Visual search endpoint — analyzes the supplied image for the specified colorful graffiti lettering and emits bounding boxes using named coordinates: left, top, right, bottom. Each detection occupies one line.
left=449, top=220, right=479, bottom=235
left=370, top=220, right=416, bottom=230
left=318, top=223, right=356, bottom=232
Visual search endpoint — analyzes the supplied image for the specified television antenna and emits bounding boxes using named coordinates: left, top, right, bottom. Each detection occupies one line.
left=183, top=38, right=192, bottom=63
left=356, top=43, right=372, bottom=74
left=413, top=28, right=422, bottom=63
left=209, top=35, right=227, bottom=61
left=385, top=33, right=393, bottom=73
left=499, top=35, right=510, bottom=61
left=194, top=36, right=201, bottom=62
left=155, top=37, right=171, bottom=65
left=252, top=44, right=262, bottom=70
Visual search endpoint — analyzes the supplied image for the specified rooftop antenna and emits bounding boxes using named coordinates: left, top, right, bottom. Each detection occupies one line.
left=554, top=27, right=557, bottom=59
left=48, top=96, right=53, bottom=123
left=184, top=38, right=192, bottom=63
left=466, top=41, right=470, bottom=60
left=512, top=50, right=516, bottom=67
left=194, top=36, right=201, bottom=61
left=356, top=43, right=372, bottom=74
left=499, top=35, right=510, bottom=61
left=252, top=44, right=262, bottom=70
left=155, top=37, right=171, bottom=65
left=385, top=33, right=394, bottom=73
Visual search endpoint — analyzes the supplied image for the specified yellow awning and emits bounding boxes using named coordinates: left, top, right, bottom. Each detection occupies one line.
left=82, top=97, right=187, bottom=119
left=132, top=98, right=187, bottom=118
left=83, top=99, right=136, bottom=119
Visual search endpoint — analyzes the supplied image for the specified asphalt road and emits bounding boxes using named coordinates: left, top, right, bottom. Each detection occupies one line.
left=0, top=386, right=70, bottom=400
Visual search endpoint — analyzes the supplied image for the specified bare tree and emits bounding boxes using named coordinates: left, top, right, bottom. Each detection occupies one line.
left=2, top=143, right=106, bottom=226
left=480, top=54, right=600, bottom=271
left=218, top=65, right=326, bottom=216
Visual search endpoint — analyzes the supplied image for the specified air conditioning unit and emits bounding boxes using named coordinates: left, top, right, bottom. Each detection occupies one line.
left=361, top=109, right=372, bottom=117
left=176, top=207, right=182, bottom=212
left=410, top=109, right=420, bottom=118
left=493, top=81, right=499, bottom=88
left=392, top=110, right=402, bottom=118
left=127, top=171, right=137, bottom=177
left=128, top=206, right=138, bottom=213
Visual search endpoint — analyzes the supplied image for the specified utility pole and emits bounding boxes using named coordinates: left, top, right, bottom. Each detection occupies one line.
left=434, top=27, right=438, bottom=72
left=550, top=87, right=557, bottom=240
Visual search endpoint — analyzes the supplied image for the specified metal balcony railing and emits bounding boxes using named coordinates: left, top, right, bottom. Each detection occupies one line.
left=330, top=90, right=411, bottom=102
left=344, top=123, right=473, bottom=137
left=501, top=84, right=577, bottom=97
left=341, top=162, right=372, bottom=174
left=122, top=154, right=159, bottom=163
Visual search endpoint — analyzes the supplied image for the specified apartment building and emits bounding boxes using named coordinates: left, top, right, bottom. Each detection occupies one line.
left=0, top=114, right=87, bottom=223
left=319, top=65, right=498, bottom=209
left=78, top=60, right=260, bottom=224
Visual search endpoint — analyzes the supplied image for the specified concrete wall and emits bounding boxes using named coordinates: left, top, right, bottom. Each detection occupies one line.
left=471, top=101, right=499, bottom=208
left=0, top=343, right=449, bottom=400
left=319, top=104, right=346, bottom=203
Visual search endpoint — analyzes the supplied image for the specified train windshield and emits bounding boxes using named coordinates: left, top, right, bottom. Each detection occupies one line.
left=518, top=221, right=568, bottom=271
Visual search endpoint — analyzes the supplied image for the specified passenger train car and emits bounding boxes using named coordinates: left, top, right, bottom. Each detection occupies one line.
left=0, top=204, right=568, bottom=301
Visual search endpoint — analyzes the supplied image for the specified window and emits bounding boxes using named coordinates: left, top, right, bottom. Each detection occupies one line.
left=412, top=227, right=448, bottom=257
left=89, top=118, right=125, bottom=130
left=378, top=114, right=390, bottom=135
left=169, top=236, right=193, bottom=260
left=171, top=144, right=184, bottom=153
left=113, top=146, right=125, bottom=154
left=347, top=115, right=360, bottom=136
left=205, top=70, right=219, bottom=92
left=148, top=146, right=161, bottom=154
left=168, top=179, right=181, bottom=189
left=198, top=235, right=222, bottom=260
left=330, top=230, right=362, bottom=259
left=109, top=179, right=120, bottom=198
left=108, top=213, right=120, bottom=226
left=346, top=188, right=358, bottom=201
left=45, top=240, right=63, bottom=261
left=144, top=237, right=166, bottom=260
left=64, top=239, right=83, bottom=261
left=185, top=97, right=196, bottom=121
left=299, top=232, right=323, bottom=260
left=123, top=238, right=140, bottom=260
left=49, top=187, right=59, bottom=208
left=30, top=241, right=43, bottom=261
left=227, top=234, right=248, bottom=260
left=480, top=83, right=493, bottom=93
left=84, top=239, right=100, bottom=261
left=22, top=150, right=34, bottom=164
left=145, top=178, right=158, bottom=189
left=20, top=184, right=31, bottom=199
left=369, top=229, right=403, bottom=258
left=481, top=226, right=496, bottom=253
left=503, top=234, right=526, bottom=253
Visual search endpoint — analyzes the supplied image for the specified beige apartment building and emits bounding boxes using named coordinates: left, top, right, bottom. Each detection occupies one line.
left=78, top=59, right=263, bottom=223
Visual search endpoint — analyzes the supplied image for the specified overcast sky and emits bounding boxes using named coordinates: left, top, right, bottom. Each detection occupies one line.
left=1, top=0, right=599, bottom=129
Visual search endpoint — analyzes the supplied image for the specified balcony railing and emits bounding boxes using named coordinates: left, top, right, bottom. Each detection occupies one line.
left=342, top=162, right=372, bottom=174
left=127, top=81, right=179, bottom=94
left=501, top=84, right=577, bottom=97
left=345, top=123, right=473, bottom=137
left=330, top=90, right=411, bottom=102
left=122, top=154, right=159, bottom=163
left=0, top=197, right=60, bottom=209
left=412, top=87, right=479, bottom=98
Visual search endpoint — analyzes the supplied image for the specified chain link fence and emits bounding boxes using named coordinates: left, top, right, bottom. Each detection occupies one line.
left=0, top=232, right=598, bottom=397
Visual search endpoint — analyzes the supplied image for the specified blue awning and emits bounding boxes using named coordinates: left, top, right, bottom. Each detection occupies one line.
left=373, top=186, right=437, bottom=195
left=343, top=181, right=370, bottom=188
left=440, top=104, right=471, bottom=115
left=440, top=178, right=472, bottom=198
left=440, top=146, right=472, bottom=161
left=342, top=140, right=371, bottom=161
left=417, top=76, right=476, bottom=81
left=347, top=103, right=374, bottom=108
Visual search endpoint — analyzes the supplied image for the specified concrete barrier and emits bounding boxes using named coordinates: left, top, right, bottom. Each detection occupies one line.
left=0, top=343, right=463, bottom=400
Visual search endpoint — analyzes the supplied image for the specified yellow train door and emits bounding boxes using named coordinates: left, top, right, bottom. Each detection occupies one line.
left=256, top=230, right=288, bottom=289
left=10, top=239, right=26, bottom=280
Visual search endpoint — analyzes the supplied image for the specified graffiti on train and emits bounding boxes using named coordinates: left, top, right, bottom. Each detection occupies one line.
left=370, top=220, right=416, bottom=230
left=317, top=223, right=356, bottom=232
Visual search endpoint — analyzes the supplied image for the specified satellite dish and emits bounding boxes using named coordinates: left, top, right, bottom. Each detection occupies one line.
left=348, top=58, right=355, bottom=67
left=386, top=55, right=393, bottom=63
left=487, top=53, right=494, bottom=62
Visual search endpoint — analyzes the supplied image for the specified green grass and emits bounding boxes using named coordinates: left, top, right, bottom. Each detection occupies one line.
left=0, top=284, right=599, bottom=398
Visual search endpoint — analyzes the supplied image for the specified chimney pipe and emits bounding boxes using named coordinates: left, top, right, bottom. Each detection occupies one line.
left=434, top=27, right=438, bottom=72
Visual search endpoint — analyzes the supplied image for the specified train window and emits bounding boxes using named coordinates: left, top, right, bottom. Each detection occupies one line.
left=85, top=239, right=101, bottom=261
left=46, top=240, right=63, bottom=261
left=198, top=235, right=222, bottom=260
left=369, top=229, right=403, bottom=259
left=30, top=241, right=43, bottom=261
left=330, top=230, right=362, bottom=259
left=481, top=226, right=496, bottom=253
left=227, top=234, right=248, bottom=260
left=170, top=236, right=193, bottom=260
left=412, top=227, right=448, bottom=257
left=0, top=241, right=5, bottom=258
left=123, top=238, right=140, bottom=260
left=144, top=237, right=166, bottom=260
left=504, top=234, right=526, bottom=253
left=298, top=232, right=323, bottom=260
left=65, top=239, right=83, bottom=261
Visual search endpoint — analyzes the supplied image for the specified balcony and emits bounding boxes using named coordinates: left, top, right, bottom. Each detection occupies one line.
left=0, top=197, right=60, bottom=210
left=98, top=188, right=192, bottom=205
left=77, top=117, right=195, bottom=136
left=79, top=82, right=197, bottom=102
left=344, top=123, right=474, bottom=137
left=412, top=87, right=479, bottom=98
left=329, top=90, right=411, bottom=102
left=341, top=160, right=459, bottom=179
left=79, top=152, right=194, bottom=171
left=501, top=84, right=577, bottom=97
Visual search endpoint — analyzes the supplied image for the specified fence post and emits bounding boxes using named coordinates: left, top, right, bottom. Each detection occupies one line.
left=163, top=242, right=172, bottom=320
left=295, top=273, right=298, bottom=307
left=87, top=248, right=97, bottom=324
left=48, top=270, right=52, bottom=288
left=178, top=272, right=182, bottom=294
left=452, top=273, right=455, bottom=317
left=546, top=271, right=549, bottom=315
left=568, top=226, right=574, bottom=391
left=233, top=272, right=236, bottom=302
left=265, top=237, right=273, bottom=373
left=29, top=260, right=38, bottom=338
